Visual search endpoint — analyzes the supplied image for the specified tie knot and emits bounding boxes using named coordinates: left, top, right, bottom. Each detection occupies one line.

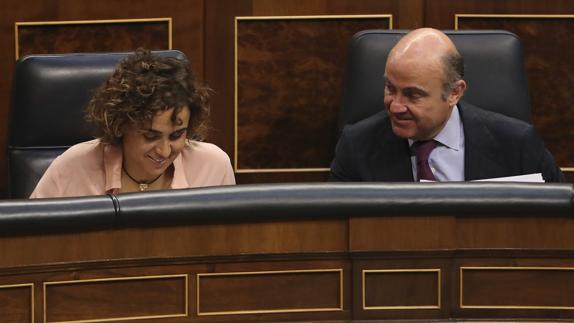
left=415, top=140, right=436, bottom=162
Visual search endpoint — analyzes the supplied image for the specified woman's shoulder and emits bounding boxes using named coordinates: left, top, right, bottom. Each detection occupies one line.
left=183, top=140, right=230, bottom=161
left=53, top=139, right=105, bottom=164
left=58, top=138, right=103, bottom=155
left=30, top=139, right=108, bottom=198
left=179, top=140, right=235, bottom=186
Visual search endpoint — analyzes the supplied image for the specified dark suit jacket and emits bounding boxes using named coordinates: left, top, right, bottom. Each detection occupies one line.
left=330, top=102, right=565, bottom=182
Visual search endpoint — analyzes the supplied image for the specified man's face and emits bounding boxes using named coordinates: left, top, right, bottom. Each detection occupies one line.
left=383, top=57, right=454, bottom=141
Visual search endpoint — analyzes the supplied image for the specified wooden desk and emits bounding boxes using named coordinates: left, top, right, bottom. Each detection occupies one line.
left=1, top=183, right=573, bottom=322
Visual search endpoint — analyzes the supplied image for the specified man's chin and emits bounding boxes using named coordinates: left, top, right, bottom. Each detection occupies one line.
left=391, top=124, right=415, bottom=139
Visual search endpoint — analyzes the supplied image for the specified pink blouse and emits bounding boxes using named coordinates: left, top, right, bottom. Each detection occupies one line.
left=30, top=139, right=235, bottom=198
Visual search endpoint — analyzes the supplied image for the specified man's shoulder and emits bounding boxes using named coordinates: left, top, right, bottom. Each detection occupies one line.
left=342, top=110, right=390, bottom=138
left=458, top=102, right=564, bottom=182
left=459, top=101, right=532, bottom=136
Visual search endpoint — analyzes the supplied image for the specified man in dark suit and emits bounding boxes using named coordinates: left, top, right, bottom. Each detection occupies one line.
left=330, top=28, right=564, bottom=182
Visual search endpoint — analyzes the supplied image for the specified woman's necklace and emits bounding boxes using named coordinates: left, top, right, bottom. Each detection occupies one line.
left=123, top=168, right=163, bottom=191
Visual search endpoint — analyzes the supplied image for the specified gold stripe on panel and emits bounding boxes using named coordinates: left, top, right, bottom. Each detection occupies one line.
left=197, top=268, right=343, bottom=316
left=460, top=266, right=574, bottom=310
left=455, top=14, right=574, bottom=30
left=233, top=15, right=240, bottom=174
left=236, top=167, right=331, bottom=173
left=0, top=283, right=34, bottom=323
left=43, top=274, right=188, bottom=323
left=14, top=17, right=173, bottom=60
left=234, top=14, right=392, bottom=173
left=362, top=269, right=441, bottom=310
left=237, top=14, right=393, bottom=23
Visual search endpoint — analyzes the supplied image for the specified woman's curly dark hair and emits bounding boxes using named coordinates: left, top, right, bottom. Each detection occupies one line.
left=86, top=48, right=210, bottom=144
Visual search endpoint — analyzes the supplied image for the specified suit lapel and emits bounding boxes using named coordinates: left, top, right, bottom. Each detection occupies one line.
left=371, top=119, right=414, bottom=181
left=460, top=103, right=505, bottom=180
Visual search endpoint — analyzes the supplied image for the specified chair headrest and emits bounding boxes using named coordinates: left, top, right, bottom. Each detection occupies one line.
left=339, top=30, right=531, bottom=130
left=10, top=50, right=186, bottom=148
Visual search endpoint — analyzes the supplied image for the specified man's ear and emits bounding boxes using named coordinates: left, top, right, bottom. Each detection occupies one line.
left=448, top=79, right=467, bottom=106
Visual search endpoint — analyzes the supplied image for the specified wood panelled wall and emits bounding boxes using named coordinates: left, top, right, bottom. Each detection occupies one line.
left=1, top=0, right=574, bottom=196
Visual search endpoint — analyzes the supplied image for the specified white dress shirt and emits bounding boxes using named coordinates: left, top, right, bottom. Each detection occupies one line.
left=409, top=105, right=465, bottom=181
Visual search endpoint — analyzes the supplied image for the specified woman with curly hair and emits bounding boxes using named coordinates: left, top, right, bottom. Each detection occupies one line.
left=31, top=49, right=235, bottom=198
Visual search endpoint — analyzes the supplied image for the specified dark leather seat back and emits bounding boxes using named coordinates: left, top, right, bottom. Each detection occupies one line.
left=339, top=30, right=531, bottom=130
left=9, top=50, right=185, bottom=198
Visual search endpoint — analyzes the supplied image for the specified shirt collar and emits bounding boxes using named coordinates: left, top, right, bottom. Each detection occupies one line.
left=408, top=105, right=463, bottom=151
left=102, top=141, right=191, bottom=193
left=434, top=105, right=462, bottom=150
left=103, top=142, right=123, bottom=194
left=170, top=149, right=189, bottom=189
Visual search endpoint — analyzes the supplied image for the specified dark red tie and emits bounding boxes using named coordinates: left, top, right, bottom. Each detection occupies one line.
left=415, top=140, right=436, bottom=181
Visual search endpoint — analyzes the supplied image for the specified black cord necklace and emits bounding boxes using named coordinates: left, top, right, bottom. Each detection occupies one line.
left=122, top=167, right=163, bottom=191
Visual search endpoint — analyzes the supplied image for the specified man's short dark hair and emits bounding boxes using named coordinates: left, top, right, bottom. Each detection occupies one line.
left=441, top=50, right=464, bottom=100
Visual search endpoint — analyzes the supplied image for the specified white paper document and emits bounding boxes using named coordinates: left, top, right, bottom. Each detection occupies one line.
left=420, top=173, right=544, bottom=182
left=472, top=173, right=544, bottom=183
